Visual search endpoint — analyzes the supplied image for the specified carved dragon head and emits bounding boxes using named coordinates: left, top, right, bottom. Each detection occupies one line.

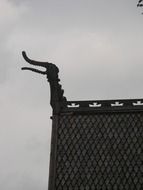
left=21, top=51, right=59, bottom=81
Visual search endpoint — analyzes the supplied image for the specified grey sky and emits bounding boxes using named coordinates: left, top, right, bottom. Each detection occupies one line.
left=0, top=0, right=143, bottom=189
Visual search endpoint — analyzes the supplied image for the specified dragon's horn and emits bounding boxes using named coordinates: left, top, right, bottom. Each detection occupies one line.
left=22, top=51, right=51, bottom=68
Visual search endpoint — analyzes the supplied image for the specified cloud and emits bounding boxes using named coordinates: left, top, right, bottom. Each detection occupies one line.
left=0, top=0, right=27, bottom=83
left=0, top=0, right=27, bottom=40
left=0, top=0, right=143, bottom=189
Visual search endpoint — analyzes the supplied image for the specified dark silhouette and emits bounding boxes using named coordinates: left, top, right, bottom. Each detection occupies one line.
left=22, top=52, right=143, bottom=190
left=22, top=51, right=66, bottom=114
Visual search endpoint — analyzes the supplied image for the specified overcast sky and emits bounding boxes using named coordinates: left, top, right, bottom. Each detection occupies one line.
left=0, top=0, right=143, bottom=189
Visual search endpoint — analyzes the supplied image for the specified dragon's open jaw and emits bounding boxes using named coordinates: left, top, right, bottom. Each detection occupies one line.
left=21, top=67, right=47, bottom=75
left=21, top=51, right=51, bottom=75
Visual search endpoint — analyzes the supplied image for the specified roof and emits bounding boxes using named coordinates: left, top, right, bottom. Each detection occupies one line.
left=22, top=53, right=143, bottom=190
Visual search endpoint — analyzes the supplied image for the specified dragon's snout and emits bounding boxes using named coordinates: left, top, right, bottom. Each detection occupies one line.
left=21, top=51, right=49, bottom=75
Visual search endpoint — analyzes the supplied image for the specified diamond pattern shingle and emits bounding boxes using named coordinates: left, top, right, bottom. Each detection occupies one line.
left=55, top=113, right=143, bottom=190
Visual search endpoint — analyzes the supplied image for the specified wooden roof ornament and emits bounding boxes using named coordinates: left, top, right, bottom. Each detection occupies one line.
left=22, top=52, right=143, bottom=190
left=22, top=51, right=67, bottom=114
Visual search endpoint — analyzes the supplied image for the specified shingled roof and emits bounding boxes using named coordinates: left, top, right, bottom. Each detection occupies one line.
left=22, top=52, right=143, bottom=190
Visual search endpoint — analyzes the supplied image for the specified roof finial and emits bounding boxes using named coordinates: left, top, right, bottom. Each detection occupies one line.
left=22, top=51, right=67, bottom=114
